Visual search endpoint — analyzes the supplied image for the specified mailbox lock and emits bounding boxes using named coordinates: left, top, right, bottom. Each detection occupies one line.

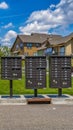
left=62, top=82, right=67, bottom=85
left=28, top=80, right=32, bottom=84
left=13, top=73, right=17, bottom=76
left=38, top=82, right=42, bottom=85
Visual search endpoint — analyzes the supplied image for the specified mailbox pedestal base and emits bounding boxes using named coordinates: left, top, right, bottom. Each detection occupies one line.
left=10, top=80, right=13, bottom=98
left=34, top=89, right=37, bottom=97
left=58, top=88, right=62, bottom=97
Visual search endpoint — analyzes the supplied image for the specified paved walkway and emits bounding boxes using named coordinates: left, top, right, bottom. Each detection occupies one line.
left=0, top=105, right=73, bottom=130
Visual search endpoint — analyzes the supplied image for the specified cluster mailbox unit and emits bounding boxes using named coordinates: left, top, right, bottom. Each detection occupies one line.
left=25, top=56, right=46, bottom=96
left=0, top=55, right=72, bottom=98
left=49, top=55, right=71, bottom=96
left=1, top=57, right=22, bottom=97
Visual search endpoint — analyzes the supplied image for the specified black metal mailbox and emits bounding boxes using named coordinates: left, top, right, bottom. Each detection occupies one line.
left=49, top=56, right=71, bottom=88
left=1, top=57, right=22, bottom=80
left=25, top=56, right=46, bottom=89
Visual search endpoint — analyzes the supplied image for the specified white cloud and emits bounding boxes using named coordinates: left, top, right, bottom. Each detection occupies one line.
left=0, top=2, right=8, bottom=9
left=19, top=0, right=73, bottom=35
left=1, top=30, right=17, bottom=46
left=50, top=4, right=56, bottom=9
left=4, top=30, right=17, bottom=41
left=19, top=21, right=48, bottom=34
left=2, top=23, right=14, bottom=29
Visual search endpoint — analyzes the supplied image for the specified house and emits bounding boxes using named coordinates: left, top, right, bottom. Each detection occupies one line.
left=11, top=33, right=49, bottom=57
left=11, top=32, right=73, bottom=57
left=37, top=33, right=73, bottom=56
left=11, top=33, right=62, bottom=57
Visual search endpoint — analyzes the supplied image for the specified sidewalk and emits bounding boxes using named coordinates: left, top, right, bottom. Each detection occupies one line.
left=0, top=94, right=73, bottom=105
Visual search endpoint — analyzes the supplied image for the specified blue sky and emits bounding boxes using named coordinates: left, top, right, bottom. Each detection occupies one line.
left=0, top=0, right=73, bottom=47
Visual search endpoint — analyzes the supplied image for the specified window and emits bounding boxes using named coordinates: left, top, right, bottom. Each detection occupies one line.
left=16, top=44, right=19, bottom=50
left=59, top=46, right=65, bottom=55
left=27, top=43, right=32, bottom=49
left=36, top=43, right=40, bottom=48
left=44, top=48, right=53, bottom=55
left=20, top=43, right=23, bottom=49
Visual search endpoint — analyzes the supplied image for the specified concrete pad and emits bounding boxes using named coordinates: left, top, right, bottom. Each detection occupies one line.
left=0, top=94, right=73, bottom=105
left=0, top=99, right=26, bottom=103
left=48, top=94, right=73, bottom=105
left=0, top=95, right=27, bottom=105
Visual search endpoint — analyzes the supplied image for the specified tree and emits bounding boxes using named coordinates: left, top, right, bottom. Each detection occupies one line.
left=0, top=46, right=11, bottom=57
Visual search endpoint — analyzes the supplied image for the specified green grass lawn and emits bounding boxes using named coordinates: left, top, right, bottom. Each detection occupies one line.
left=0, top=74, right=73, bottom=95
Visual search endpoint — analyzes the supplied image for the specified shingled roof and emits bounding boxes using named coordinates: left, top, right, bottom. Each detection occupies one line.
left=37, top=33, right=73, bottom=51
left=11, top=32, right=73, bottom=51
left=11, top=33, right=62, bottom=51
left=18, top=33, right=62, bottom=43
left=48, top=32, right=73, bottom=45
